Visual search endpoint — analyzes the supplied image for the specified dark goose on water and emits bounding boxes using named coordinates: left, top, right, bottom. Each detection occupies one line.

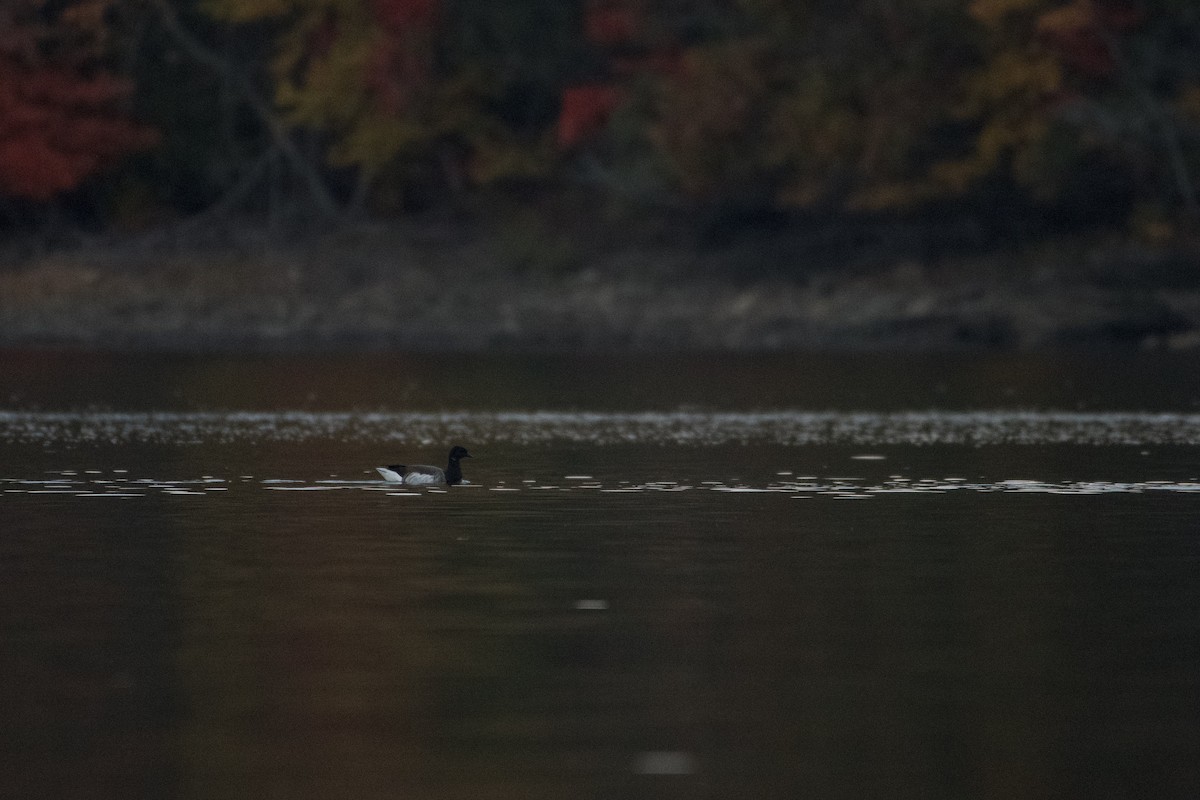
left=376, top=446, right=472, bottom=486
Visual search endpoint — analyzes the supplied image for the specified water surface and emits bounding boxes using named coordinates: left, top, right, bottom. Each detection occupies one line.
left=1, top=351, right=1198, bottom=799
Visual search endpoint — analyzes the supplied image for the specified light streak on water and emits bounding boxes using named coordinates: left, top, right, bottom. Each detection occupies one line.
left=4, top=474, right=1200, bottom=498
left=3, top=409, right=1200, bottom=446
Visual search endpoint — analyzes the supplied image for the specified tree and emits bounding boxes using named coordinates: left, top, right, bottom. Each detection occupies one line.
left=590, top=1, right=974, bottom=213
left=937, top=0, right=1199, bottom=217
left=0, top=0, right=157, bottom=203
left=199, top=0, right=580, bottom=209
left=569, top=0, right=1198, bottom=225
left=145, top=0, right=343, bottom=219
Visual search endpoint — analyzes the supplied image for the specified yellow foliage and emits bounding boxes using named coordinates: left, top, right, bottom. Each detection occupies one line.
left=1035, top=1, right=1096, bottom=35
left=929, top=157, right=984, bottom=194
left=647, top=40, right=771, bottom=196
left=274, top=18, right=378, bottom=130
left=932, top=111, right=1052, bottom=195
left=959, top=50, right=1061, bottom=115
left=775, top=183, right=824, bottom=208
left=203, top=0, right=382, bottom=136
left=766, top=92, right=860, bottom=208
left=646, top=34, right=947, bottom=210
left=968, top=0, right=1042, bottom=27
left=467, top=136, right=547, bottom=184
left=766, top=77, right=858, bottom=166
left=1176, top=84, right=1200, bottom=125
left=942, top=0, right=1080, bottom=201
left=329, top=115, right=412, bottom=168
left=848, top=180, right=936, bottom=212
left=59, top=0, right=114, bottom=32
left=1130, top=204, right=1177, bottom=245
left=201, top=0, right=294, bottom=23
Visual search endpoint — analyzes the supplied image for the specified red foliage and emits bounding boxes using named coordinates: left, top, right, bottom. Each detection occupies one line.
left=371, top=0, right=438, bottom=32
left=558, top=2, right=683, bottom=150
left=0, top=61, right=158, bottom=201
left=612, top=46, right=683, bottom=78
left=1095, top=0, right=1144, bottom=31
left=1038, top=1, right=1144, bottom=79
left=1045, top=28, right=1115, bottom=76
left=557, top=84, right=623, bottom=149
left=365, top=0, right=439, bottom=114
left=0, top=2, right=157, bottom=202
left=365, top=35, right=433, bottom=115
left=308, top=13, right=339, bottom=59
left=585, top=4, right=640, bottom=46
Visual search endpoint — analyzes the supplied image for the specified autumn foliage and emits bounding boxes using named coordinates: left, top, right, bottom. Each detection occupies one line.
left=0, top=0, right=156, bottom=202
left=1, top=0, right=1197, bottom=229
left=557, top=84, right=623, bottom=150
left=371, top=0, right=437, bottom=30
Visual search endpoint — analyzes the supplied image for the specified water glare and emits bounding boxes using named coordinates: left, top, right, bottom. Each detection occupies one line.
left=3, top=408, right=1200, bottom=447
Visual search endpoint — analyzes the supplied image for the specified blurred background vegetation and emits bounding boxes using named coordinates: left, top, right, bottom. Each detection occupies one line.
left=1, top=0, right=1198, bottom=255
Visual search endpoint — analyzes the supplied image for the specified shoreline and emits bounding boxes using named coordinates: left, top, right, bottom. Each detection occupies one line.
left=2, top=220, right=1199, bottom=352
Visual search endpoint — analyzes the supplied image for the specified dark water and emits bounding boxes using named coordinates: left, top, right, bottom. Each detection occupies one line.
left=2, top=351, right=1199, bottom=799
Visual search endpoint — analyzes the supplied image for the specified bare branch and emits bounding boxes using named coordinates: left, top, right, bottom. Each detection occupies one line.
left=145, top=0, right=344, bottom=220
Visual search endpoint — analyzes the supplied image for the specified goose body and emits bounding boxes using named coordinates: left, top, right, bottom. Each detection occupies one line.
left=377, top=446, right=471, bottom=486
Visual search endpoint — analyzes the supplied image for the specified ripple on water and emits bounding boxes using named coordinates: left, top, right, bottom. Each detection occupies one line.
left=2, top=409, right=1198, bottom=499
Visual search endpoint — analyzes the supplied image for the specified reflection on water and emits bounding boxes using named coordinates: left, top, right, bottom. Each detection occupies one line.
left=2, top=352, right=1200, bottom=799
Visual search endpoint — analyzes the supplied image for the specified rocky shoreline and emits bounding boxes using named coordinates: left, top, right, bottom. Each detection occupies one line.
left=2, top=221, right=1198, bottom=351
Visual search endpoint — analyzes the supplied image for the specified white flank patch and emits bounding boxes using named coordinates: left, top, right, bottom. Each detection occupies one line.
left=376, top=467, right=405, bottom=483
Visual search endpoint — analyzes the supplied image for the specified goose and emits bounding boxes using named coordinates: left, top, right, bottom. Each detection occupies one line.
left=376, top=446, right=472, bottom=486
